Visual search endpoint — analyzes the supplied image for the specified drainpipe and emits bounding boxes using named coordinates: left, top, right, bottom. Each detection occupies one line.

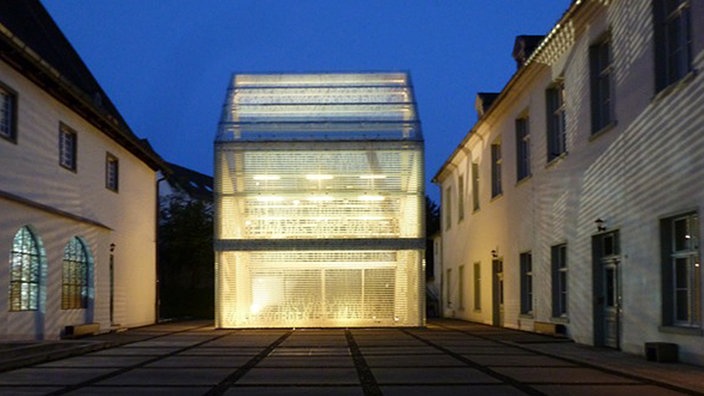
left=155, top=173, right=168, bottom=323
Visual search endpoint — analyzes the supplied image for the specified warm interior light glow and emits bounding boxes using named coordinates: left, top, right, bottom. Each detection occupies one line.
left=360, top=174, right=387, bottom=179
left=256, top=195, right=285, bottom=202
left=358, top=194, right=385, bottom=201
left=253, top=175, right=281, bottom=181
left=307, top=194, right=334, bottom=202
left=216, top=73, right=424, bottom=329
left=306, top=174, right=334, bottom=181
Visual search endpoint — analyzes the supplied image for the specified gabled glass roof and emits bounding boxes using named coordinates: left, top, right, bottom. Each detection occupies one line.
left=216, top=73, right=422, bottom=142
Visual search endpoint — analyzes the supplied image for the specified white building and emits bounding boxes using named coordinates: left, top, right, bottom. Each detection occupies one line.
left=434, top=0, right=704, bottom=365
left=0, top=1, right=165, bottom=339
left=214, top=73, right=425, bottom=328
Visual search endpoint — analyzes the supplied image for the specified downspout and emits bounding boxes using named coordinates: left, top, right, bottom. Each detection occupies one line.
left=155, top=173, right=167, bottom=323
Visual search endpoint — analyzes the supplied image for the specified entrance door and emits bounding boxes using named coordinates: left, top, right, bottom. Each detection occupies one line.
left=492, top=259, right=504, bottom=327
left=593, top=231, right=620, bottom=348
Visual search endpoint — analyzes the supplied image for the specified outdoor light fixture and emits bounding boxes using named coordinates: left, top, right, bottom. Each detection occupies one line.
left=595, top=218, right=606, bottom=232
left=491, top=249, right=498, bottom=258
left=110, top=243, right=116, bottom=252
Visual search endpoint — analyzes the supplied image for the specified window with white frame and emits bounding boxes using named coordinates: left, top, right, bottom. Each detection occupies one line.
left=0, top=83, right=17, bottom=142
left=546, top=81, right=566, bottom=162
left=653, top=0, right=692, bottom=92
left=446, top=268, right=452, bottom=308
left=590, top=35, right=613, bottom=133
left=59, top=123, right=77, bottom=171
left=471, top=162, right=480, bottom=212
left=491, top=140, right=502, bottom=197
left=62, top=237, right=91, bottom=310
left=520, top=252, right=533, bottom=315
left=515, top=117, right=530, bottom=181
left=106, top=153, right=119, bottom=192
left=444, top=186, right=452, bottom=230
left=473, top=262, right=481, bottom=311
left=458, top=264, right=465, bottom=310
left=661, top=212, right=701, bottom=328
left=9, top=226, right=44, bottom=311
left=551, top=243, right=568, bottom=317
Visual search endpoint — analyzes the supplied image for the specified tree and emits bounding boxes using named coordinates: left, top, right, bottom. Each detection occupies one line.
left=158, top=195, right=214, bottom=319
left=425, top=195, right=440, bottom=236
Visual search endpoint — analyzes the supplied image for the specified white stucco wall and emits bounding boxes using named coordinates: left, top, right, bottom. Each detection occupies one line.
left=436, top=2, right=704, bottom=365
left=0, top=59, right=157, bottom=339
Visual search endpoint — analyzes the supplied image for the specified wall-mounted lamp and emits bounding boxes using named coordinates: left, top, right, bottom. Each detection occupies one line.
left=110, top=243, right=116, bottom=253
left=595, top=218, right=606, bottom=232
left=491, top=249, right=498, bottom=258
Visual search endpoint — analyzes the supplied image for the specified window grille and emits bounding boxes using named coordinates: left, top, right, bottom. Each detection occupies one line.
left=9, top=227, right=44, bottom=311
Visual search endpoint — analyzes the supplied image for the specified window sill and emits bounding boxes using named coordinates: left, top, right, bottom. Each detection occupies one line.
left=60, top=164, right=77, bottom=173
left=519, top=313, right=534, bottom=319
left=589, top=120, right=617, bottom=141
left=658, top=325, right=703, bottom=337
left=550, top=316, right=570, bottom=324
left=490, top=193, right=503, bottom=202
left=546, top=152, right=568, bottom=168
left=653, top=69, right=697, bottom=103
left=1, top=134, right=17, bottom=144
left=515, top=175, right=532, bottom=187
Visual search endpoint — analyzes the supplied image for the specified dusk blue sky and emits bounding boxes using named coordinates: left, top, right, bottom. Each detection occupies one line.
left=42, top=1, right=570, bottom=202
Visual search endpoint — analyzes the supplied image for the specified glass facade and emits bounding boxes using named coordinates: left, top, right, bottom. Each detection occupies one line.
left=214, top=73, right=425, bottom=327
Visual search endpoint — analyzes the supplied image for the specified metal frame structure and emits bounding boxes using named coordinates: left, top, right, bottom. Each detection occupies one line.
left=214, top=73, right=425, bottom=327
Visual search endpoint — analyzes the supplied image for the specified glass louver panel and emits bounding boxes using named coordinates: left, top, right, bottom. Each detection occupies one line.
left=215, top=250, right=421, bottom=327
left=217, top=73, right=422, bottom=142
left=215, top=73, right=424, bottom=328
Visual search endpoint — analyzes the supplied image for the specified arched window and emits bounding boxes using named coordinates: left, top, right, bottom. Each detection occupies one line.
left=62, top=237, right=91, bottom=310
left=9, top=226, right=43, bottom=311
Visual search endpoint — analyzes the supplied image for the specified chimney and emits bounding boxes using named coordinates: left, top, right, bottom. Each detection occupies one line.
left=475, top=92, right=500, bottom=119
left=512, top=35, right=545, bottom=68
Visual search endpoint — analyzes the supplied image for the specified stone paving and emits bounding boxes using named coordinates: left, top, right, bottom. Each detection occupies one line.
left=0, top=319, right=701, bottom=395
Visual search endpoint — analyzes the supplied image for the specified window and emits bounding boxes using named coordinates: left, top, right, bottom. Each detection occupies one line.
left=590, top=36, right=613, bottom=133
left=106, top=153, right=119, bottom=191
left=446, top=268, right=452, bottom=308
left=444, top=186, right=452, bottom=230
left=661, top=212, right=701, bottom=328
left=0, top=83, right=17, bottom=142
left=520, top=252, right=533, bottom=315
left=62, top=237, right=91, bottom=310
left=471, top=162, right=480, bottom=212
left=515, top=117, right=531, bottom=181
left=458, top=265, right=465, bottom=310
left=551, top=243, right=568, bottom=317
left=457, top=175, right=465, bottom=222
left=546, top=81, right=566, bottom=162
left=59, top=123, right=77, bottom=171
left=473, top=262, right=481, bottom=311
left=9, top=226, right=44, bottom=311
left=491, top=141, right=502, bottom=197
left=654, top=0, right=692, bottom=92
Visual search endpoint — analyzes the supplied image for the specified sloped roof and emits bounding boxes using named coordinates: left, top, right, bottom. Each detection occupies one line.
left=217, top=72, right=423, bottom=142
left=0, top=0, right=166, bottom=171
left=165, top=162, right=213, bottom=202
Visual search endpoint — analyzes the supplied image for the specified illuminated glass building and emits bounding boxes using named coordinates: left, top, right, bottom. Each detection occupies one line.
left=214, top=73, right=425, bottom=328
